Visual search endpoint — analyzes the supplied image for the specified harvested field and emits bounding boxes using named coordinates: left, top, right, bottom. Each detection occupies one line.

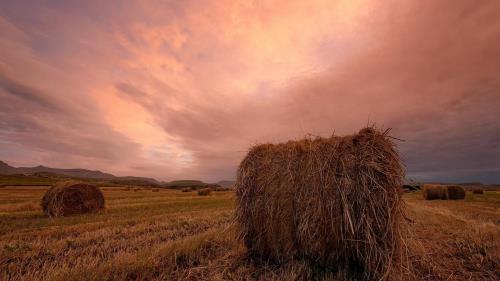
left=0, top=186, right=498, bottom=281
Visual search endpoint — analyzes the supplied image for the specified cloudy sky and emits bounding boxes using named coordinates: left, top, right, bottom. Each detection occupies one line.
left=1, top=0, right=499, bottom=183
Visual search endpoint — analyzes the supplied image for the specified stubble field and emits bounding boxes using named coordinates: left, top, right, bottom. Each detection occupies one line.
left=0, top=187, right=498, bottom=281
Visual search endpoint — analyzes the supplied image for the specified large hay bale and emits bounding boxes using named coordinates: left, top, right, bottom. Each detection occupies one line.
left=235, top=127, right=406, bottom=280
left=422, top=184, right=448, bottom=200
left=446, top=185, right=466, bottom=199
left=197, top=188, right=211, bottom=196
left=41, top=182, right=105, bottom=217
left=472, top=188, right=484, bottom=194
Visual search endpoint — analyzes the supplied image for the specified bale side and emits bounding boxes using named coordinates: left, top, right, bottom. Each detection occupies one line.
left=41, top=182, right=105, bottom=217
left=447, top=185, right=466, bottom=199
left=422, top=184, right=448, bottom=200
left=235, top=127, right=407, bottom=281
left=472, top=188, right=484, bottom=194
left=197, top=188, right=211, bottom=196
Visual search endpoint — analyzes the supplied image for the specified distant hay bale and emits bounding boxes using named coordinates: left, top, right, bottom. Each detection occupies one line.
left=422, top=184, right=448, bottom=200
left=133, top=187, right=141, bottom=192
left=235, top=127, right=407, bottom=280
left=446, top=185, right=466, bottom=199
left=152, top=188, right=159, bottom=192
left=215, top=187, right=232, bottom=192
left=41, top=182, right=105, bottom=217
left=472, top=188, right=484, bottom=194
left=197, top=188, right=211, bottom=196
left=181, top=187, right=191, bottom=192
left=422, top=184, right=466, bottom=200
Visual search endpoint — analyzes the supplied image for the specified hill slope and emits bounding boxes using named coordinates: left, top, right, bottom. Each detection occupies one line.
left=0, top=160, right=158, bottom=184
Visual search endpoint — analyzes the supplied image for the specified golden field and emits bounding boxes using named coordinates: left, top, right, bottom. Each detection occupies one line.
left=0, top=187, right=498, bottom=281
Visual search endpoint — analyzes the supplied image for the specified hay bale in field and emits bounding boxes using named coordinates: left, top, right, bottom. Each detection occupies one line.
left=181, top=187, right=192, bottom=192
left=472, top=188, right=484, bottom=194
left=152, top=188, right=159, bottom=192
left=235, top=127, right=407, bottom=280
left=446, top=185, right=466, bottom=199
left=422, top=184, right=448, bottom=200
left=197, top=188, right=211, bottom=196
left=41, top=182, right=105, bottom=217
left=133, top=187, right=141, bottom=192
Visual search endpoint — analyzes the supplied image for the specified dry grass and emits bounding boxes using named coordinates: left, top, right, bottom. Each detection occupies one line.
left=0, top=186, right=498, bottom=281
left=235, top=127, right=406, bottom=281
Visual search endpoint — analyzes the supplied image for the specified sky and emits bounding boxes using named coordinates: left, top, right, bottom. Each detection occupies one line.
left=0, top=0, right=499, bottom=183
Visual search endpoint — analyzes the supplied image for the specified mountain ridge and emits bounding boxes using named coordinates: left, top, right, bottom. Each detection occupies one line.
left=0, top=160, right=158, bottom=183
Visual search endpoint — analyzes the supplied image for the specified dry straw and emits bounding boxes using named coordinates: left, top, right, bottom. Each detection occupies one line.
left=422, top=184, right=448, bottom=200
left=152, top=188, right=160, bottom=192
left=41, top=181, right=105, bottom=217
left=446, top=185, right=466, bottom=199
left=472, top=188, right=484, bottom=194
left=422, top=184, right=466, bottom=200
left=235, top=127, right=407, bottom=281
left=197, top=188, right=211, bottom=196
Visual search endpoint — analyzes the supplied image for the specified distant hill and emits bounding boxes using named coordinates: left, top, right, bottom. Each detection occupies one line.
left=216, top=180, right=235, bottom=188
left=163, top=180, right=208, bottom=188
left=0, top=160, right=158, bottom=185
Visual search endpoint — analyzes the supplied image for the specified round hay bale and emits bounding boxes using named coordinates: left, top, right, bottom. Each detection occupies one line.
left=181, top=187, right=191, bottom=192
left=41, top=182, right=105, bottom=217
left=472, top=188, right=484, bottom=194
left=235, top=127, right=407, bottom=280
left=197, top=188, right=211, bottom=196
left=446, top=185, right=466, bottom=199
left=152, top=188, right=159, bottom=192
left=133, top=187, right=141, bottom=192
left=422, top=184, right=448, bottom=200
